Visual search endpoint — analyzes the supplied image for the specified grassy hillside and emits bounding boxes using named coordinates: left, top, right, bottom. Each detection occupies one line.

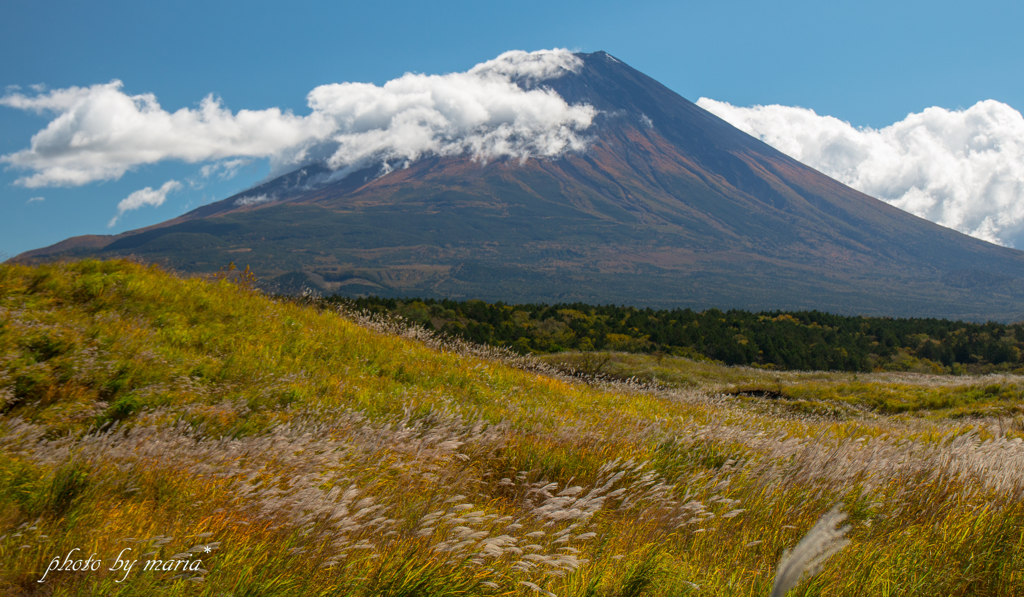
left=2, top=260, right=1024, bottom=596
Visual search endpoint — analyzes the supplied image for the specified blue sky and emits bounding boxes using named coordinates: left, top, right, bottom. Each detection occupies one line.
left=3, top=0, right=1024, bottom=257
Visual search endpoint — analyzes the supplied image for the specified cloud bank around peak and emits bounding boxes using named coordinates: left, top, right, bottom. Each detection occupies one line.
left=0, top=49, right=595, bottom=189
left=697, top=97, right=1024, bottom=248
left=310, top=49, right=595, bottom=177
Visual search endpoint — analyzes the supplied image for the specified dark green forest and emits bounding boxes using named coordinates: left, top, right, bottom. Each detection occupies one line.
left=329, top=296, right=1024, bottom=374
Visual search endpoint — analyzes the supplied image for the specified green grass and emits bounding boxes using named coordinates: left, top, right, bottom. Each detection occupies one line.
left=1, top=260, right=1024, bottom=596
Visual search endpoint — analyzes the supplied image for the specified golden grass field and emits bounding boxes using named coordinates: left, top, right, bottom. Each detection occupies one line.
left=1, top=260, right=1023, bottom=596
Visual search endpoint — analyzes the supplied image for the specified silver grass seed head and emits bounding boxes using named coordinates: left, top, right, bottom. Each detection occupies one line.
left=770, top=504, right=851, bottom=597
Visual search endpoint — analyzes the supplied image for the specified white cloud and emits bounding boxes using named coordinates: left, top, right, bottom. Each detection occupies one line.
left=199, top=158, right=251, bottom=180
left=468, top=48, right=585, bottom=84
left=26, top=196, right=44, bottom=203
left=1, top=49, right=595, bottom=189
left=1, top=83, right=331, bottom=188
left=233, top=193, right=274, bottom=207
left=108, top=180, right=182, bottom=227
left=697, top=97, right=1024, bottom=248
left=311, top=49, right=595, bottom=177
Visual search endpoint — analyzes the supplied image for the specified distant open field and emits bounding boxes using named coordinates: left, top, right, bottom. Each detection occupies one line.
left=2, top=260, right=1023, bottom=596
left=541, top=351, right=1024, bottom=422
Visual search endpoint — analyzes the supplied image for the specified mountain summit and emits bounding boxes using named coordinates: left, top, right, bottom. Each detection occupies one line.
left=16, top=51, right=1024, bottom=320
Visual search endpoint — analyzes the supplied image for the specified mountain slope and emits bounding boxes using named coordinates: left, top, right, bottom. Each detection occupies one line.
left=15, top=52, right=1024, bottom=320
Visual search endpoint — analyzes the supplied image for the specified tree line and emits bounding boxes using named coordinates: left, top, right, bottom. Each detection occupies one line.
left=329, top=296, right=1024, bottom=374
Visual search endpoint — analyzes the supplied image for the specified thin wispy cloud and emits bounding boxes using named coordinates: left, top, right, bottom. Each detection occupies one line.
left=0, top=49, right=595, bottom=189
left=109, top=180, right=182, bottom=227
left=26, top=196, right=44, bottom=204
left=199, top=158, right=251, bottom=181
left=697, top=98, right=1024, bottom=248
left=233, top=193, right=274, bottom=207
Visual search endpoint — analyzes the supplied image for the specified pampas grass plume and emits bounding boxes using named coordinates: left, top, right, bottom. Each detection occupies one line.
left=770, top=504, right=851, bottom=597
